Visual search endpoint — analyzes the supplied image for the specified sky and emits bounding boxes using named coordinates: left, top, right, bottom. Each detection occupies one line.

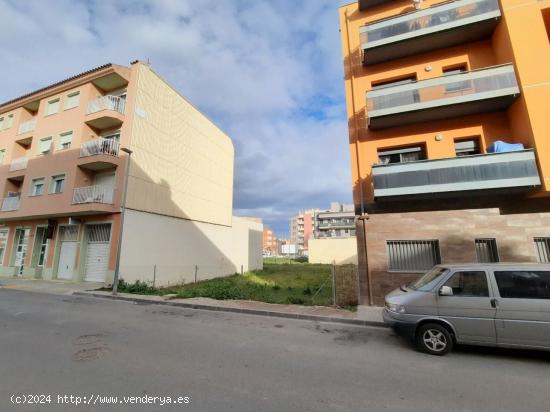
left=0, top=0, right=352, bottom=238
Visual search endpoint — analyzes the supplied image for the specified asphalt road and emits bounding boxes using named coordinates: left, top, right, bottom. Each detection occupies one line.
left=1, top=290, right=549, bottom=412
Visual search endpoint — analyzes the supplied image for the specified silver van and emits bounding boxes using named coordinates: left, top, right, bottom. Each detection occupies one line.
left=383, top=263, right=550, bottom=355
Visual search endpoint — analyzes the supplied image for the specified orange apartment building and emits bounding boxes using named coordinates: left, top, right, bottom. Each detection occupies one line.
left=0, top=61, right=262, bottom=285
left=262, top=226, right=279, bottom=255
left=339, top=0, right=550, bottom=304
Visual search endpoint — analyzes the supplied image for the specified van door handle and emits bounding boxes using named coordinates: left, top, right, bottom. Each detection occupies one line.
left=490, top=298, right=498, bottom=308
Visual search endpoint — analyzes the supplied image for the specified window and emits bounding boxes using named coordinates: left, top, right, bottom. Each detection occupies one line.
left=378, top=145, right=426, bottom=164
left=495, top=271, right=550, bottom=300
left=443, top=65, right=471, bottom=93
left=0, top=149, right=5, bottom=165
left=45, top=98, right=60, bottom=116
left=0, top=115, right=14, bottom=130
left=475, top=238, right=499, bottom=263
left=38, top=137, right=52, bottom=154
left=64, top=91, right=80, bottom=110
left=455, top=138, right=481, bottom=157
left=535, top=237, right=550, bottom=263
left=30, top=178, right=45, bottom=196
left=50, top=174, right=65, bottom=194
left=443, top=271, right=489, bottom=297
left=0, top=229, right=8, bottom=264
left=5, top=114, right=14, bottom=129
left=387, top=240, right=441, bottom=272
left=58, top=131, right=73, bottom=150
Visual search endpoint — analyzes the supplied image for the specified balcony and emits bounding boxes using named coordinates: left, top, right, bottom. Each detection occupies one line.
left=360, top=0, right=501, bottom=65
left=372, top=150, right=541, bottom=199
left=72, top=185, right=114, bottom=205
left=78, top=138, right=121, bottom=171
left=358, top=0, right=392, bottom=10
left=85, top=96, right=125, bottom=129
left=366, top=64, right=519, bottom=130
left=17, top=119, right=37, bottom=135
left=0, top=196, right=20, bottom=212
left=9, top=157, right=28, bottom=172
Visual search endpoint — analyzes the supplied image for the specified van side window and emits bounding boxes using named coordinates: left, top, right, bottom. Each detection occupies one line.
left=494, top=271, right=550, bottom=299
left=443, top=271, right=489, bottom=297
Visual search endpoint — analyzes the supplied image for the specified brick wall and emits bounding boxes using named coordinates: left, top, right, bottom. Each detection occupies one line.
left=357, top=208, right=550, bottom=306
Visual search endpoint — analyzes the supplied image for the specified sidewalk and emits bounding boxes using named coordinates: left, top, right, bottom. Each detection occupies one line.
left=0, top=277, right=103, bottom=295
left=74, top=290, right=386, bottom=327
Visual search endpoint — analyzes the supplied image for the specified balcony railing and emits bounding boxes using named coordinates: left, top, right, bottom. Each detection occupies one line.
left=18, top=119, right=37, bottom=135
left=360, top=0, right=501, bottom=64
left=87, top=95, right=125, bottom=115
left=366, top=64, right=519, bottom=129
left=72, top=185, right=114, bottom=205
left=1, top=196, right=20, bottom=212
left=372, top=150, right=541, bottom=198
left=9, top=157, right=29, bottom=172
left=80, top=138, right=120, bottom=158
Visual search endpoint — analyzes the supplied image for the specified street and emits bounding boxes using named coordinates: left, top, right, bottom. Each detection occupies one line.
left=1, top=290, right=549, bottom=412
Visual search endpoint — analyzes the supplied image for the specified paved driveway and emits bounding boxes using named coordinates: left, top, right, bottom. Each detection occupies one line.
left=1, top=289, right=549, bottom=412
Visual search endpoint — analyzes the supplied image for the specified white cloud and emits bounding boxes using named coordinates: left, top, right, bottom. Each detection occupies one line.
left=0, top=0, right=351, bottom=237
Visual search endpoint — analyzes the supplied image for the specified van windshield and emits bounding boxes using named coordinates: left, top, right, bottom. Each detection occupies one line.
left=408, top=267, right=448, bottom=292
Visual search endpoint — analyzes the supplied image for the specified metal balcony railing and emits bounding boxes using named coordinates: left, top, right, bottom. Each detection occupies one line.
left=9, top=157, right=28, bottom=172
left=80, top=138, right=121, bottom=157
left=360, top=0, right=500, bottom=50
left=72, top=185, right=114, bottom=205
left=1, top=196, right=20, bottom=212
left=17, top=119, right=37, bottom=135
left=366, top=64, right=518, bottom=118
left=86, top=95, right=125, bottom=115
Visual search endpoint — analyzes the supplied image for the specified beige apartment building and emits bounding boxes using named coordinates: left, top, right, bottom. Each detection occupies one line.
left=0, top=61, right=262, bottom=285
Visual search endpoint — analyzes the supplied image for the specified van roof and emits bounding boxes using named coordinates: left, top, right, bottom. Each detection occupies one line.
left=438, top=263, right=550, bottom=269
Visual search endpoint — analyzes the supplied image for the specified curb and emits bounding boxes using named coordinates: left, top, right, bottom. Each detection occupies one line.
left=73, top=291, right=388, bottom=328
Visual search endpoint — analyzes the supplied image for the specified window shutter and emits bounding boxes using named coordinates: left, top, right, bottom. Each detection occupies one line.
left=39, top=138, right=52, bottom=153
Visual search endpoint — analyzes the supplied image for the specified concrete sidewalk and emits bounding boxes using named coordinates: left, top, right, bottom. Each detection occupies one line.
left=74, top=290, right=386, bottom=327
left=0, top=277, right=102, bottom=295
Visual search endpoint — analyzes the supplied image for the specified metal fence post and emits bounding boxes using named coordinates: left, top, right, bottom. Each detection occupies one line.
left=194, top=265, right=198, bottom=283
left=153, top=264, right=157, bottom=288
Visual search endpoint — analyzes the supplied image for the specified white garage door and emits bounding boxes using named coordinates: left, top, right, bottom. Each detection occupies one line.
left=84, top=224, right=111, bottom=283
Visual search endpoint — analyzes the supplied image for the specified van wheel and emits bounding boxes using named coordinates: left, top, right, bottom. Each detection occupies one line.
left=416, top=323, right=453, bottom=356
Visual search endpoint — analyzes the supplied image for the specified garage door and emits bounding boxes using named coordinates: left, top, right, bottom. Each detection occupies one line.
left=84, top=224, right=111, bottom=283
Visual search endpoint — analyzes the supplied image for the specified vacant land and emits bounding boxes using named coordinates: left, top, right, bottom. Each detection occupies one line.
left=117, top=262, right=334, bottom=306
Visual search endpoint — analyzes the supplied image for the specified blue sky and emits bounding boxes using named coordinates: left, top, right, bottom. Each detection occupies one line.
left=0, top=0, right=352, bottom=237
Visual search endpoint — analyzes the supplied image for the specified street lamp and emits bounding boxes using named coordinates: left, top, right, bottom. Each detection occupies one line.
left=112, top=147, right=133, bottom=295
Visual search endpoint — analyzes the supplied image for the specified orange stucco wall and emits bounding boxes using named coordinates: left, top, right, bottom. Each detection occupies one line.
left=339, top=0, right=550, bottom=208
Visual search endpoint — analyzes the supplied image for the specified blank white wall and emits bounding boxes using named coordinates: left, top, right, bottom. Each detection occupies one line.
left=120, top=210, right=263, bottom=286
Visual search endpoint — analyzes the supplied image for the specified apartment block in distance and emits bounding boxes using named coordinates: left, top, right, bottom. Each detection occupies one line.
left=314, top=202, right=356, bottom=239
left=339, top=0, right=550, bottom=305
left=263, top=225, right=279, bottom=256
left=289, top=209, right=318, bottom=255
left=0, top=61, right=262, bottom=285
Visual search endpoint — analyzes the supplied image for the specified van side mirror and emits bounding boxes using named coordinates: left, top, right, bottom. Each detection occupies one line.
left=439, top=286, right=453, bottom=296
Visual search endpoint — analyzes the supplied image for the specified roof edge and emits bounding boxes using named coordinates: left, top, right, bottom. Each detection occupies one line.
left=0, top=63, right=129, bottom=112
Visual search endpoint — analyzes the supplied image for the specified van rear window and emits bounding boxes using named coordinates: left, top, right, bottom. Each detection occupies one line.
left=494, top=271, right=550, bottom=299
